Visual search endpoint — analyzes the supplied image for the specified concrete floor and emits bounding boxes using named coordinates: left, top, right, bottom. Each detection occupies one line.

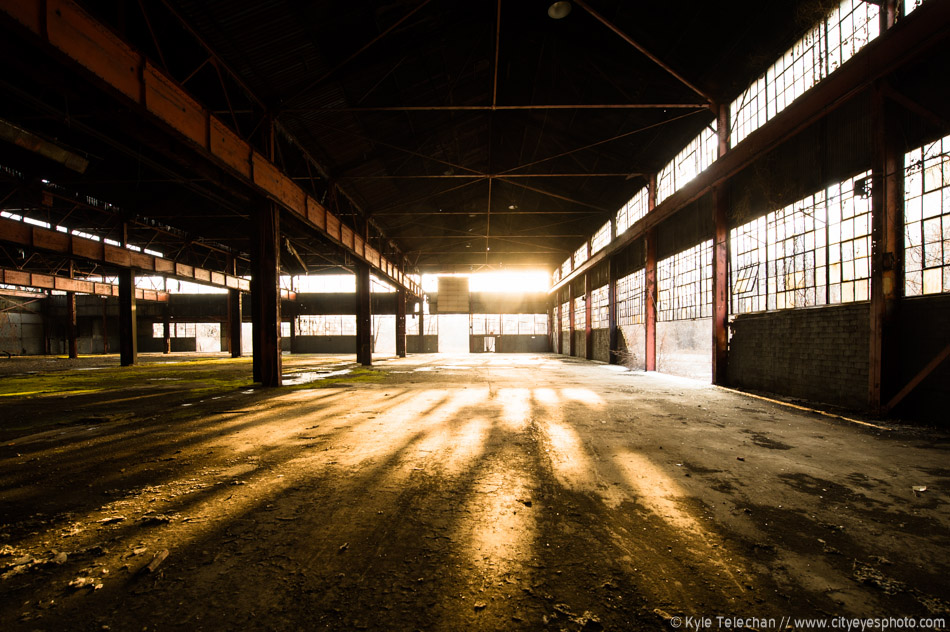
left=0, top=353, right=948, bottom=631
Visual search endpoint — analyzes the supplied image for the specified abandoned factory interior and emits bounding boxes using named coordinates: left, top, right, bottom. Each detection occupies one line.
left=1, top=0, right=949, bottom=629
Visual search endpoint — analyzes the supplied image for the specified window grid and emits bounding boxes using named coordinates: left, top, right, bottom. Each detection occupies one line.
left=590, top=285, right=609, bottom=329
left=591, top=222, right=611, bottom=255
left=767, top=194, right=827, bottom=310
left=616, top=269, right=645, bottom=326
left=905, top=134, right=950, bottom=296
left=730, top=216, right=768, bottom=314
left=657, top=240, right=713, bottom=321
left=905, top=0, right=928, bottom=15
left=730, top=170, right=872, bottom=314
left=561, top=302, right=571, bottom=332
left=657, top=123, right=718, bottom=205
left=471, top=314, right=501, bottom=335
left=573, top=243, right=589, bottom=268
left=617, top=187, right=650, bottom=235
left=573, top=296, right=586, bottom=330
left=296, top=315, right=357, bottom=336
left=731, top=0, right=879, bottom=146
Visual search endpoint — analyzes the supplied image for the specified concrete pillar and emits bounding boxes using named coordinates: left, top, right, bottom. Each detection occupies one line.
left=355, top=263, right=372, bottom=366
left=396, top=288, right=407, bottom=358
left=869, top=81, right=904, bottom=413
left=228, top=289, right=242, bottom=357
left=251, top=201, right=282, bottom=387
left=118, top=268, right=137, bottom=366
left=66, top=291, right=78, bottom=359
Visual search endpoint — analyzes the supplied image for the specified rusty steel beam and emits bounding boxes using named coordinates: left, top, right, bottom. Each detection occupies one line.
left=355, top=262, right=372, bottom=366
left=0, top=265, right=169, bottom=301
left=0, top=0, right=419, bottom=298
left=573, top=0, right=714, bottom=105
left=396, top=287, right=407, bottom=358
left=549, top=0, right=950, bottom=295
left=288, top=104, right=706, bottom=112
left=0, top=117, right=89, bottom=172
left=0, top=216, right=248, bottom=292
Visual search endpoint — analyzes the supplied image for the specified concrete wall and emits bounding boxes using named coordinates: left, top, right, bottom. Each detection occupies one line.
left=728, top=303, right=869, bottom=409
left=656, top=318, right=711, bottom=381
left=0, top=313, right=44, bottom=355
left=408, top=335, right=438, bottom=353
left=617, top=323, right=646, bottom=370
left=572, top=331, right=586, bottom=359
left=591, top=329, right=610, bottom=363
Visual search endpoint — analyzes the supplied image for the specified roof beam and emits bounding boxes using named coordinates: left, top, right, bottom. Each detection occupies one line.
left=0, top=266, right=169, bottom=301
left=573, top=0, right=714, bottom=106
left=282, top=104, right=706, bottom=113
left=551, top=0, right=950, bottom=293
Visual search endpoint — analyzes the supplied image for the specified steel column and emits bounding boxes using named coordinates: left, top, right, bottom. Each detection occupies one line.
left=556, top=297, right=563, bottom=354
left=712, top=103, right=731, bottom=385
left=66, top=291, right=78, bottom=358
left=869, top=82, right=904, bottom=412
left=396, top=288, right=407, bottom=358
left=645, top=175, right=658, bottom=372
left=161, top=309, right=170, bottom=355
left=251, top=201, right=282, bottom=387
left=356, top=262, right=372, bottom=366
left=568, top=283, right=575, bottom=357
left=228, top=289, right=242, bottom=357
left=584, top=272, right=593, bottom=360
left=418, top=301, right=425, bottom=351
left=118, top=268, right=137, bottom=366
left=608, top=257, right=618, bottom=364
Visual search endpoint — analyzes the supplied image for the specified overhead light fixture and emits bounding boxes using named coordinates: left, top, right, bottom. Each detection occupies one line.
left=547, top=1, right=572, bottom=19
left=508, top=204, right=518, bottom=210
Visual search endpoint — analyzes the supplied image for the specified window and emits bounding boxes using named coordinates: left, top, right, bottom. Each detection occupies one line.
left=616, top=269, right=645, bottom=326
left=560, top=302, right=571, bottom=331
left=905, top=134, right=950, bottom=296
left=573, top=296, right=586, bottom=330
left=471, top=314, right=501, bottom=335
left=591, top=222, right=611, bottom=255
left=617, top=187, right=650, bottom=235
left=657, top=123, right=718, bottom=205
left=657, top=241, right=713, bottom=321
left=730, top=170, right=872, bottom=313
left=296, top=315, right=357, bottom=336
left=731, top=0, right=879, bottom=146
left=590, top=285, right=609, bottom=329
left=573, top=243, right=589, bottom=268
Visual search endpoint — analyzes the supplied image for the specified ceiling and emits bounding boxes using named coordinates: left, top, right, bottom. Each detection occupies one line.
left=0, top=0, right=818, bottom=279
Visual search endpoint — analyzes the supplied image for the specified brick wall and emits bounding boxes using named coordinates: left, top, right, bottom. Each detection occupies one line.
left=728, top=303, right=869, bottom=409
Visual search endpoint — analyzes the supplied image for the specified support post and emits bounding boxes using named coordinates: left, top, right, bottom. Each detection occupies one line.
left=869, top=81, right=903, bottom=413
left=712, top=102, right=731, bottom=384
left=162, top=303, right=171, bottom=354
left=118, top=268, right=137, bottom=366
left=251, top=201, right=282, bottom=386
left=584, top=272, right=593, bottom=360
left=66, top=291, right=78, bottom=359
left=355, top=262, right=372, bottom=366
left=568, top=282, right=575, bottom=356
left=228, top=288, right=242, bottom=357
left=418, top=301, right=426, bottom=351
left=645, top=174, right=658, bottom=372
left=556, top=296, right=563, bottom=354
left=396, top=287, right=407, bottom=358
left=608, top=257, right=618, bottom=364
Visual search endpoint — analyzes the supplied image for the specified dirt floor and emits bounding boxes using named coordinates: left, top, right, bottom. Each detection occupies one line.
left=0, top=352, right=948, bottom=631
